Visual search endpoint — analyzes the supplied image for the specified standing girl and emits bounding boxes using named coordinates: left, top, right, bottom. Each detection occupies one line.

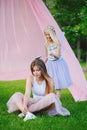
left=44, top=25, right=72, bottom=98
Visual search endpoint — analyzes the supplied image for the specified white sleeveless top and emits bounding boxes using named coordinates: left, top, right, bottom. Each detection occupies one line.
left=48, top=43, right=58, bottom=60
left=32, top=78, right=46, bottom=100
left=47, top=42, right=61, bottom=60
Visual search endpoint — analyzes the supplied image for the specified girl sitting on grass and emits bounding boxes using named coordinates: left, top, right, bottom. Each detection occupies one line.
left=7, top=58, right=70, bottom=121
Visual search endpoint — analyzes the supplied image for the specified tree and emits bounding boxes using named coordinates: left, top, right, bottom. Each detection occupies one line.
left=43, top=0, right=87, bottom=62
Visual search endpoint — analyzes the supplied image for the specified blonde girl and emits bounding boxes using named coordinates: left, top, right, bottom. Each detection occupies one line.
left=44, top=25, right=72, bottom=98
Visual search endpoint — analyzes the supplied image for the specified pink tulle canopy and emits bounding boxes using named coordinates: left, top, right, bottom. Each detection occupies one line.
left=0, top=0, right=87, bottom=101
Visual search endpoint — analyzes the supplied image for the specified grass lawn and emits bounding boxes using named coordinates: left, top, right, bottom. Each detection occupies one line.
left=0, top=66, right=87, bottom=130
left=80, top=61, right=87, bottom=79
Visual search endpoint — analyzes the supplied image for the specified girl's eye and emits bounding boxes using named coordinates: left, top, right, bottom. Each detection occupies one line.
left=33, top=70, right=40, bottom=72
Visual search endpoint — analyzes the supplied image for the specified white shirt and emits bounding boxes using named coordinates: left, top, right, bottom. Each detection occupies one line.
left=32, top=78, right=46, bottom=100
left=48, top=43, right=58, bottom=60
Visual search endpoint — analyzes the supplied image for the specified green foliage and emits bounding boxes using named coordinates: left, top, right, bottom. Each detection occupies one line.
left=43, top=0, right=87, bottom=62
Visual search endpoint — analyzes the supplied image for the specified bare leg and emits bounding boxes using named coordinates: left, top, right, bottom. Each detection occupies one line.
left=7, top=92, right=24, bottom=113
left=28, top=93, right=70, bottom=116
left=7, top=92, right=70, bottom=116
left=28, top=93, right=61, bottom=112
left=56, top=89, right=61, bottom=98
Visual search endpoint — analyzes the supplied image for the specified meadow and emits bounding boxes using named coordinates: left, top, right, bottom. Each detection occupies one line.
left=0, top=63, right=87, bottom=130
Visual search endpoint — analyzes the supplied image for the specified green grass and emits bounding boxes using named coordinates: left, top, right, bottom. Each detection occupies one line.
left=80, top=61, right=87, bottom=79
left=84, top=72, right=87, bottom=79
left=80, top=61, right=87, bottom=68
left=0, top=76, right=87, bottom=130
left=0, top=62, right=87, bottom=130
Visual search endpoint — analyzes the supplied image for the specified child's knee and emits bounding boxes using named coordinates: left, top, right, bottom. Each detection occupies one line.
left=49, top=93, right=55, bottom=98
left=12, top=92, right=24, bottom=101
left=48, top=93, right=56, bottom=102
left=14, top=92, right=23, bottom=96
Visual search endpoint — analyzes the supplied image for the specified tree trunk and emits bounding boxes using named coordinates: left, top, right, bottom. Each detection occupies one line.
left=77, top=39, right=81, bottom=62
left=86, top=38, right=87, bottom=68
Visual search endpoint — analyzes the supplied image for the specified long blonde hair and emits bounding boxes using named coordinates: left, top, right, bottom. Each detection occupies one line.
left=30, top=58, right=54, bottom=94
left=44, top=25, right=60, bottom=47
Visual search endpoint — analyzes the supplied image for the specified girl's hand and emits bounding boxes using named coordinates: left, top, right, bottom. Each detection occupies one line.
left=44, top=57, right=48, bottom=63
left=50, top=52, right=58, bottom=58
left=22, top=106, right=28, bottom=114
left=50, top=52, right=55, bottom=57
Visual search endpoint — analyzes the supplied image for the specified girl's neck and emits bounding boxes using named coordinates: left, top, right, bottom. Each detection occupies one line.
left=35, top=77, right=44, bottom=85
left=47, top=41, right=54, bottom=45
left=36, top=77, right=44, bottom=82
left=47, top=39, right=53, bottom=44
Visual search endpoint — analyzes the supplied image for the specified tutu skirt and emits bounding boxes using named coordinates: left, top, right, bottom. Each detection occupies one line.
left=46, top=58, right=72, bottom=89
left=7, top=92, right=70, bottom=116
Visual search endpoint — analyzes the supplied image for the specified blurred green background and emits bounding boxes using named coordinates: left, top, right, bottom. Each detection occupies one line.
left=43, top=0, right=87, bottom=67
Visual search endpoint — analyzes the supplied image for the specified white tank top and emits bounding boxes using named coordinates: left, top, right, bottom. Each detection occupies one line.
left=48, top=42, right=61, bottom=60
left=48, top=43, right=58, bottom=60
left=32, top=78, right=46, bottom=99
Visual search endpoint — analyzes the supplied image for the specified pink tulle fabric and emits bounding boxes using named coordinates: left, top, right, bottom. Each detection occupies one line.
left=0, top=0, right=87, bottom=101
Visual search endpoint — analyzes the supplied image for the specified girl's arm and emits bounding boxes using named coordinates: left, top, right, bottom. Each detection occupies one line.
left=44, top=34, right=48, bottom=63
left=54, top=43, right=61, bottom=58
left=50, top=42, right=61, bottom=59
left=44, top=44, right=48, bottom=63
left=22, top=75, right=33, bottom=114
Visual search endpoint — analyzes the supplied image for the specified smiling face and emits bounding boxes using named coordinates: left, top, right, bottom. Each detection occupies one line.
left=32, top=65, right=42, bottom=79
left=44, top=32, right=53, bottom=43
